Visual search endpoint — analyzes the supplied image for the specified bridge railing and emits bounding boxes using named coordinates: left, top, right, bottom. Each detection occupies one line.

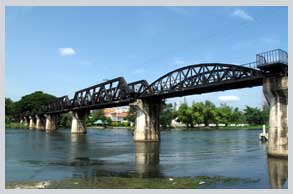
left=240, top=61, right=257, bottom=69
left=256, top=49, right=288, bottom=67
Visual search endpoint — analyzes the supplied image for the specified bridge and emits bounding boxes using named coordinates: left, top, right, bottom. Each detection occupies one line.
left=19, top=49, right=288, bottom=158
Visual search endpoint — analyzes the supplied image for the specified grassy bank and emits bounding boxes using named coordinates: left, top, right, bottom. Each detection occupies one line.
left=5, top=122, right=27, bottom=129
left=166, top=125, right=263, bottom=130
left=6, top=176, right=259, bottom=189
left=88, top=125, right=263, bottom=130
left=193, top=125, right=263, bottom=130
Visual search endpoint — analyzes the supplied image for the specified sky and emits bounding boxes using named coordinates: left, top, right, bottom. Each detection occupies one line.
left=5, top=6, right=288, bottom=109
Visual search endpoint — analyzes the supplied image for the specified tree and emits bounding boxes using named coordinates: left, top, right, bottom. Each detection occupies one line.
left=126, top=106, right=137, bottom=123
left=176, top=103, right=194, bottom=127
left=90, top=110, right=106, bottom=122
left=244, top=106, right=267, bottom=125
left=261, top=102, right=270, bottom=125
left=202, top=100, right=217, bottom=126
left=160, top=103, right=174, bottom=128
left=5, top=92, right=56, bottom=122
left=191, top=102, right=204, bottom=125
left=230, top=107, right=245, bottom=124
left=14, top=91, right=56, bottom=114
left=5, top=98, right=15, bottom=123
left=59, top=113, right=72, bottom=128
left=215, top=104, right=233, bottom=125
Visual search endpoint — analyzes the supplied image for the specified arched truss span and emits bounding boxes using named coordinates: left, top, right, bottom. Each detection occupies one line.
left=141, top=63, right=264, bottom=99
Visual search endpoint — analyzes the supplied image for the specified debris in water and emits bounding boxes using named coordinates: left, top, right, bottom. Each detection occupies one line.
left=199, top=181, right=205, bottom=185
left=35, top=181, right=51, bottom=189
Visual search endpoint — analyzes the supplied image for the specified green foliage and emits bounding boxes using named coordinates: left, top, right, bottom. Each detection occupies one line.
left=15, top=91, right=56, bottom=114
left=87, top=110, right=112, bottom=126
left=126, top=106, right=136, bottom=123
left=261, top=103, right=270, bottom=125
left=243, top=105, right=268, bottom=125
left=176, top=103, right=194, bottom=127
left=58, top=113, right=72, bottom=128
left=5, top=122, right=27, bottom=129
left=5, top=92, right=56, bottom=124
left=5, top=98, right=16, bottom=123
left=175, top=101, right=269, bottom=127
left=191, top=102, right=204, bottom=125
left=123, top=121, right=130, bottom=127
left=160, top=103, right=174, bottom=128
left=111, top=121, right=119, bottom=127
left=105, top=117, right=113, bottom=126
left=230, top=107, right=246, bottom=124
left=202, top=101, right=217, bottom=126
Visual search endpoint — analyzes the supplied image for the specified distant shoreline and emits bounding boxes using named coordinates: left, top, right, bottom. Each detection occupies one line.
left=6, top=122, right=263, bottom=131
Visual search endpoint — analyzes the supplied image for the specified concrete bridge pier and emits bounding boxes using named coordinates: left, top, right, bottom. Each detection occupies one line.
left=29, top=116, right=36, bottom=129
left=132, top=99, right=162, bottom=142
left=45, top=114, right=57, bottom=132
left=263, top=75, right=288, bottom=158
left=36, top=115, right=46, bottom=130
left=71, top=111, right=88, bottom=134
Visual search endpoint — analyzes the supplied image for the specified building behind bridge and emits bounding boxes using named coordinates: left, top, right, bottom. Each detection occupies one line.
left=103, top=106, right=129, bottom=123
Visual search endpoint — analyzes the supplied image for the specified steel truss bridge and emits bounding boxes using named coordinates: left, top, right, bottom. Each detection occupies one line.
left=22, top=49, right=288, bottom=117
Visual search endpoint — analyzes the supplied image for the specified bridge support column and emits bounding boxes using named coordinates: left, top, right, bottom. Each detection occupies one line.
left=71, top=111, right=88, bottom=134
left=36, top=115, right=45, bottom=130
left=29, top=116, right=36, bottom=129
left=132, top=99, right=161, bottom=142
left=45, top=114, right=57, bottom=132
left=263, top=75, right=288, bottom=158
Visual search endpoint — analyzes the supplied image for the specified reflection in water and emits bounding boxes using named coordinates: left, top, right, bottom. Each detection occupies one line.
left=267, top=157, right=288, bottom=189
left=70, top=133, right=88, bottom=144
left=134, top=142, right=160, bottom=177
left=6, top=128, right=288, bottom=188
left=70, top=134, right=90, bottom=164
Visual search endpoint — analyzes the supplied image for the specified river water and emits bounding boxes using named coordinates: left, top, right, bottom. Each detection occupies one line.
left=5, top=128, right=288, bottom=189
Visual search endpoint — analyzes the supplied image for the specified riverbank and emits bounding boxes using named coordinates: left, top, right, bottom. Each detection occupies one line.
left=171, top=125, right=263, bottom=131
left=89, top=125, right=263, bottom=131
left=5, top=123, right=263, bottom=131
left=5, top=123, right=27, bottom=129
left=6, top=175, right=259, bottom=189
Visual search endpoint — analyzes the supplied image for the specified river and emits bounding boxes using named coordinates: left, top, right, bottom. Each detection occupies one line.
left=5, top=128, right=288, bottom=189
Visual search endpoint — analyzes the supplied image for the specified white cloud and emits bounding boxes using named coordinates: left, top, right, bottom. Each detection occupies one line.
left=231, top=9, right=254, bottom=21
left=218, top=95, right=240, bottom=102
left=58, top=48, right=76, bottom=56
